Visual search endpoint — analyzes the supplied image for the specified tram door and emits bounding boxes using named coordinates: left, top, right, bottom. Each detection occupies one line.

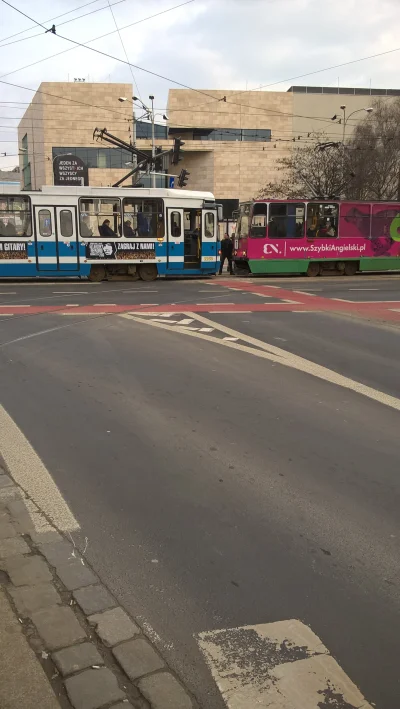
left=167, top=207, right=184, bottom=270
left=34, top=206, right=79, bottom=271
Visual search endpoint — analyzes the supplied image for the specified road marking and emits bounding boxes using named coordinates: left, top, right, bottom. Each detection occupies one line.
left=349, top=288, right=379, bottom=291
left=0, top=292, right=16, bottom=295
left=332, top=298, right=352, bottom=302
left=177, top=318, right=194, bottom=325
left=0, top=404, right=79, bottom=532
left=149, top=319, right=179, bottom=324
left=197, top=302, right=235, bottom=305
left=199, top=327, right=214, bottom=332
left=65, top=304, right=79, bottom=307
left=0, top=304, right=30, bottom=308
left=283, top=299, right=301, bottom=304
left=94, top=303, right=116, bottom=306
left=53, top=291, right=89, bottom=294
left=197, top=620, right=372, bottom=709
left=121, top=312, right=400, bottom=413
left=223, top=336, right=238, bottom=341
left=292, top=290, right=317, bottom=296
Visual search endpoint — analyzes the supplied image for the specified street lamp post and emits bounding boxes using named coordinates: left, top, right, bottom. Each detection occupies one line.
left=149, top=95, right=155, bottom=188
left=338, top=106, right=374, bottom=143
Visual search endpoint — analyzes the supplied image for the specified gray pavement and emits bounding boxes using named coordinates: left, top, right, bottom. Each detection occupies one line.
left=0, top=275, right=399, bottom=708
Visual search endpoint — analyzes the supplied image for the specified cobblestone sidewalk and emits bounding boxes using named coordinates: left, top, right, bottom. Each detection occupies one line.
left=0, top=463, right=197, bottom=709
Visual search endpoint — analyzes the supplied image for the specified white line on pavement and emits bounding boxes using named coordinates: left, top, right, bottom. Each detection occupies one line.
left=292, top=290, right=317, bottom=296
left=349, top=288, right=379, bottom=291
left=0, top=404, right=79, bottom=532
left=197, top=620, right=372, bottom=709
left=121, top=312, right=400, bottom=413
left=0, top=304, right=30, bottom=308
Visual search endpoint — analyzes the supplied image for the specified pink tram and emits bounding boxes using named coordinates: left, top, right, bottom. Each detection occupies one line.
left=233, top=199, right=400, bottom=276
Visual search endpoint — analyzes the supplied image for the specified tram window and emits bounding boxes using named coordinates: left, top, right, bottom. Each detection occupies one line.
left=250, top=203, right=268, bottom=238
left=60, top=210, right=73, bottom=238
left=236, top=212, right=250, bottom=238
left=269, top=203, right=305, bottom=238
left=204, top=212, right=215, bottom=238
left=123, top=198, right=164, bottom=238
left=0, top=195, right=32, bottom=237
left=79, top=198, right=121, bottom=238
left=38, top=209, right=52, bottom=237
left=306, top=203, right=338, bottom=238
left=170, top=211, right=181, bottom=237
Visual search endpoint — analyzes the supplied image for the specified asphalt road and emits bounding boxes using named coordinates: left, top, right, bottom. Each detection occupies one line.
left=0, top=274, right=399, bottom=708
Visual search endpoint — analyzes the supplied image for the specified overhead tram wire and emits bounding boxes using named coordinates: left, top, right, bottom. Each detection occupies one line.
left=180, top=45, right=400, bottom=112
left=107, top=0, right=140, bottom=99
left=1, top=0, right=382, bottom=129
left=0, top=0, right=176, bottom=50
left=0, top=0, right=102, bottom=44
left=0, top=1, right=215, bottom=103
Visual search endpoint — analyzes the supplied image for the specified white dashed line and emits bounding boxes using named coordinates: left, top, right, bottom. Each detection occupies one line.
left=292, top=290, right=317, bottom=296
left=0, top=304, right=30, bottom=307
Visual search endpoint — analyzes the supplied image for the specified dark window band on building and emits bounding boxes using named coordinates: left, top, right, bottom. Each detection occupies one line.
left=288, top=86, right=400, bottom=96
left=168, top=128, right=271, bottom=142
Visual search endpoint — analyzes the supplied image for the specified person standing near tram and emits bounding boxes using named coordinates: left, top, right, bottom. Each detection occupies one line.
left=219, top=233, right=234, bottom=275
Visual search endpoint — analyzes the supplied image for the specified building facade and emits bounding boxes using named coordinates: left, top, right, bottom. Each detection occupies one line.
left=18, top=82, right=399, bottom=207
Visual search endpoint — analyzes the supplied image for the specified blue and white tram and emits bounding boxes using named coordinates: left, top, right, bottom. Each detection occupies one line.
left=0, top=185, right=222, bottom=280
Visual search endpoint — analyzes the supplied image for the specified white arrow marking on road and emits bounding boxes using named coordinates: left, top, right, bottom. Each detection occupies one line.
left=197, top=620, right=372, bottom=709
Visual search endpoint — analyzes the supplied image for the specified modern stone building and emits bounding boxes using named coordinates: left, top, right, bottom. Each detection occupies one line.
left=18, top=82, right=399, bottom=207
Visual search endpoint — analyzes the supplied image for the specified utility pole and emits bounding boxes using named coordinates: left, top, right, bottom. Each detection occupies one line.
left=149, top=95, right=155, bottom=188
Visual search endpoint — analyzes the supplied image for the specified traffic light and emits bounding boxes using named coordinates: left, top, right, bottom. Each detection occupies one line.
left=178, top=168, right=190, bottom=188
left=154, top=146, right=163, bottom=172
left=172, top=137, right=185, bottom=165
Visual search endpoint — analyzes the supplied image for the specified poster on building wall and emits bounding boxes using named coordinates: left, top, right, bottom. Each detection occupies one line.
left=0, top=242, right=28, bottom=259
left=85, top=242, right=156, bottom=260
left=53, top=155, right=89, bottom=186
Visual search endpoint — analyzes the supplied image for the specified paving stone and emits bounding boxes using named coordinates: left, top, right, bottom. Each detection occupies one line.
left=53, top=642, right=103, bottom=676
left=39, top=540, right=74, bottom=567
left=9, top=583, right=61, bottom=616
left=56, top=561, right=98, bottom=591
left=30, top=529, right=62, bottom=545
left=73, top=584, right=116, bottom=615
left=31, top=605, right=86, bottom=651
left=3, top=554, right=53, bottom=586
left=0, top=536, right=30, bottom=558
left=138, top=672, right=194, bottom=709
left=0, top=486, right=23, bottom=502
left=0, top=520, right=17, bottom=539
left=88, top=607, right=140, bottom=647
left=64, top=668, right=125, bottom=709
left=6, top=498, right=30, bottom=516
left=113, top=638, right=164, bottom=680
left=0, top=474, right=13, bottom=489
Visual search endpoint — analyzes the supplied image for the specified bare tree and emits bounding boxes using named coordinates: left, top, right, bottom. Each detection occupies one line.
left=348, top=98, right=400, bottom=200
left=258, top=98, right=400, bottom=201
left=257, top=132, right=351, bottom=200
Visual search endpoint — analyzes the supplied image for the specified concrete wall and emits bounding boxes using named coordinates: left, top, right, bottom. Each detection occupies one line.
left=18, top=82, right=133, bottom=188
left=167, top=89, right=293, bottom=200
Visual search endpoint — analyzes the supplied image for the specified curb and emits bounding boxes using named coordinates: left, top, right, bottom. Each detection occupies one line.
left=0, top=462, right=198, bottom=709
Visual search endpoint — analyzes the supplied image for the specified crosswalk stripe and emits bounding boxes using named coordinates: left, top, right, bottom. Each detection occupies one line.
left=197, top=620, right=372, bottom=709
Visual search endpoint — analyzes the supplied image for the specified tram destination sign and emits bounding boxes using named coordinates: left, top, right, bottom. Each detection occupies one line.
left=0, top=242, right=27, bottom=259
left=86, top=241, right=156, bottom=260
left=53, top=155, right=89, bottom=186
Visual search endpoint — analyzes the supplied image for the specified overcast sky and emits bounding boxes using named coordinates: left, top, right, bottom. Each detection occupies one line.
left=0, top=0, right=399, bottom=169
